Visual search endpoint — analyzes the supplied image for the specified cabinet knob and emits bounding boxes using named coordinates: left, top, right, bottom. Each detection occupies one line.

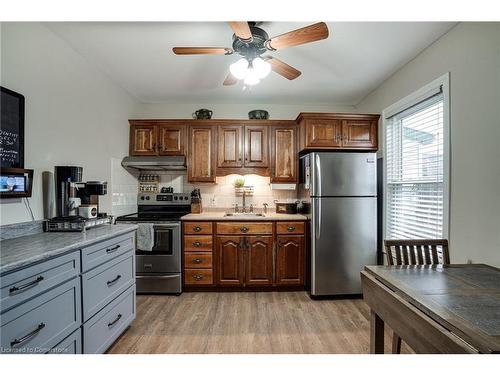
left=193, top=274, right=203, bottom=281
left=240, top=226, right=249, bottom=233
left=193, top=258, right=202, bottom=264
left=287, top=226, right=296, bottom=232
left=193, top=226, right=202, bottom=232
left=193, top=241, right=201, bottom=247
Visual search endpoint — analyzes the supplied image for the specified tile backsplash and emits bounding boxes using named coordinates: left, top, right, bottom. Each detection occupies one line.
left=112, top=165, right=299, bottom=214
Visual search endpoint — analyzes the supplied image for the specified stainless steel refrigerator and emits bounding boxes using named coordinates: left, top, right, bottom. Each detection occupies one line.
left=299, top=152, right=377, bottom=297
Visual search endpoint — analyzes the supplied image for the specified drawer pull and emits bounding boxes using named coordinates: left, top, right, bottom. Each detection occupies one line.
left=193, top=226, right=202, bottom=232
left=193, top=274, right=204, bottom=281
left=193, top=258, right=203, bottom=264
left=106, top=274, right=122, bottom=286
left=107, top=314, right=122, bottom=328
left=9, top=276, right=44, bottom=295
left=10, top=323, right=46, bottom=348
left=193, top=241, right=202, bottom=247
left=106, top=245, right=121, bottom=254
left=287, top=226, right=296, bottom=232
left=143, top=263, right=153, bottom=270
left=240, top=226, right=249, bottom=233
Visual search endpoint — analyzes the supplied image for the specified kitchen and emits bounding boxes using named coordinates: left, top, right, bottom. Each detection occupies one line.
left=0, top=3, right=499, bottom=372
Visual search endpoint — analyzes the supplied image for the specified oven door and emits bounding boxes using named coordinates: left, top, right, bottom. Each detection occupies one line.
left=136, top=222, right=181, bottom=274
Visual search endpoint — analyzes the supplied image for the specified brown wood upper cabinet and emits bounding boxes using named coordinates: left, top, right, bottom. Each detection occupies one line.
left=271, top=124, right=297, bottom=183
left=297, top=113, right=379, bottom=151
left=129, top=120, right=186, bottom=156
left=188, top=125, right=216, bottom=183
left=217, top=124, right=269, bottom=169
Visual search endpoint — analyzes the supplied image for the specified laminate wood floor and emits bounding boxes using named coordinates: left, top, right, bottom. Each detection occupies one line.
left=107, top=292, right=411, bottom=354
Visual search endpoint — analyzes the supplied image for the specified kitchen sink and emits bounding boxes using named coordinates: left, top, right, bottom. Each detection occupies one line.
left=223, top=212, right=266, bottom=217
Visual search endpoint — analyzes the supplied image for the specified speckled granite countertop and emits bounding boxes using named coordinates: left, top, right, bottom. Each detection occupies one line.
left=181, top=211, right=308, bottom=221
left=0, top=224, right=138, bottom=275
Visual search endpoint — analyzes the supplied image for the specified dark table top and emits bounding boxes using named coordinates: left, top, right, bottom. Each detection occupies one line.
left=365, top=264, right=500, bottom=353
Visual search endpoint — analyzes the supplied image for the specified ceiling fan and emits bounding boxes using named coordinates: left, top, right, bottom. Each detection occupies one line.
left=172, top=22, right=329, bottom=86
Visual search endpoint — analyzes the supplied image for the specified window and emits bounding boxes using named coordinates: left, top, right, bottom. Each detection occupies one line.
left=383, top=74, right=449, bottom=240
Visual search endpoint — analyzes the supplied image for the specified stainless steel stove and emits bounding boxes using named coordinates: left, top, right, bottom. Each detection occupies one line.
left=115, top=192, right=191, bottom=294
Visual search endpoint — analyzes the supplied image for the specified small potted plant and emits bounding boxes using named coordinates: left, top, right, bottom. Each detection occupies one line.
left=233, top=178, right=245, bottom=195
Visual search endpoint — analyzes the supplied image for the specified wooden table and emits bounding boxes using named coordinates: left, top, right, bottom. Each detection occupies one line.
left=361, top=264, right=500, bottom=354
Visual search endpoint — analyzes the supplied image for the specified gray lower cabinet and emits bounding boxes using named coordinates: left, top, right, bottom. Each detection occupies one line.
left=0, top=229, right=137, bottom=354
left=48, top=328, right=82, bottom=354
left=0, top=277, right=81, bottom=354
left=83, top=284, right=136, bottom=354
left=81, top=250, right=135, bottom=322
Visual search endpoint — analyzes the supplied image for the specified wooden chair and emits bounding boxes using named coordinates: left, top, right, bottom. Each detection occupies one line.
left=383, top=239, right=450, bottom=353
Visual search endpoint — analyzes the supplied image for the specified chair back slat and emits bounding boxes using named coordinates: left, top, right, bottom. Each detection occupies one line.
left=384, top=239, right=450, bottom=266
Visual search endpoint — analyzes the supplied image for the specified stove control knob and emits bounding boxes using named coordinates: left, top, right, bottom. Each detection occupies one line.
left=184, top=196, right=189, bottom=200
left=146, top=196, right=150, bottom=201
left=140, top=196, right=145, bottom=200
left=174, top=196, right=178, bottom=200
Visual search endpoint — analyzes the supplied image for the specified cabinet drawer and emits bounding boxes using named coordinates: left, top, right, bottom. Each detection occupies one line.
left=183, top=235, right=213, bottom=252
left=82, top=250, right=135, bottom=322
left=184, top=269, right=213, bottom=285
left=83, top=285, right=136, bottom=354
left=184, top=253, right=213, bottom=269
left=48, top=328, right=82, bottom=354
left=1, top=251, right=80, bottom=313
left=183, top=222, right=213, bottom=235
left=0, top=277, right=81, bottom=354
left=81, top=232, right=135, bottom=272
left=216, top=222, right=273, bottom=235
left=276, top=222, right=305, bottom=234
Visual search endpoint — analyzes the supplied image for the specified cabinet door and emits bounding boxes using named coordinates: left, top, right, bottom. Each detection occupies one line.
left=245, top=236, right=273, bottom=286
left=188, top=125, right=216, bottom=183
left=341, top=119, right=378, bottom=149
left=244, top=125, right=269, bottom=168
left=130, top=125, right=157, bottom=155
left=276, top=235, right=304, bottom=285
left=216, top=236, right=244, bottom=286
left=271, top=125, right=297, bottom=183
left=217, top=125, right=243, bottom=168
left=158, top=124, right=185, bottom=155
left=305, top=119, right=341, bottom=148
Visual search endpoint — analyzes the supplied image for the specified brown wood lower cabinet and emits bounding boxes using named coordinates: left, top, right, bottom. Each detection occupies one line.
left=276, top=235, right=304, bottom=285
left=184, top=220, right=306, bottom=289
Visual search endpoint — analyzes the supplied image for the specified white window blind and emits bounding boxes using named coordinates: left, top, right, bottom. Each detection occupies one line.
left=385, top=88, right=445, bottom=239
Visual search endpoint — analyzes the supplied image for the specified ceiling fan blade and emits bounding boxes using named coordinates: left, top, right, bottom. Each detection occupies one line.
left=229, top=22, right=253, bottom=41
left=264, top=56, right=302, bottom=80
left=266, top=22, right=329, bottom=50
left=172, top=47, right=233, bottom=55
left=223, top=72, right=238, bottom=86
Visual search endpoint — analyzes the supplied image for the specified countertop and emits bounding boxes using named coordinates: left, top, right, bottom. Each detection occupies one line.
left=0, top=224, right=138, bottom=275
left=181, top=211, right=308, bottom=221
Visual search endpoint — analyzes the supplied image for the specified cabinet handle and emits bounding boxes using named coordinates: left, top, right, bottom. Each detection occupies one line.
left=193, top=226, right=202, bottom=232
left=10, top=323, right=46, bottom=348
left=107, top=314, right=122, bottom=328
left=193, top=274, right=203, bottom=281
left=106, top=245, right=121, bottom=254
left=193, top=241, right=201, bottom=247
left=240, top=226, right=249, bottom=233
left=193, top=258, right=203, bottom=264
left=144, top=263, right=153, bottom=270
left=107, top=274, right=122, bottom=286
left=287, top=226, right=296, bottom=232
left=9, top=276, right=44, bottom=295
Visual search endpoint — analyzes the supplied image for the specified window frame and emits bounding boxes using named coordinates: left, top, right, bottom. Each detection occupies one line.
left=382, top=72, right=450, bottom=241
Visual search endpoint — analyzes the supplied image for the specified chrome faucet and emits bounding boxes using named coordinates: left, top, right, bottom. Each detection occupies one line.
left=242, top=190, right=247, bottom=213
left=263, top=203, right=268, bottom=214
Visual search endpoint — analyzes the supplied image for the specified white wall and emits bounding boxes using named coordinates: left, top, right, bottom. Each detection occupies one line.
left=356, top=23, right=500, bottom=266
left=135, top=102, right=356, bottom=120
left=0, top=23, right=141, bottom=224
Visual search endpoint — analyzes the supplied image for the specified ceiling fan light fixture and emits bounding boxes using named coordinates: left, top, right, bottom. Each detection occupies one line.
left=252, top=57, right=271, bottom=79
left=229, top=58, right=249, bottom=80
left=243, top=68, right=260, bottom=86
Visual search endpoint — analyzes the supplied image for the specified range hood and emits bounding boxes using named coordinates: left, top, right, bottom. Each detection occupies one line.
left=121, top=156, right=186, bottom=171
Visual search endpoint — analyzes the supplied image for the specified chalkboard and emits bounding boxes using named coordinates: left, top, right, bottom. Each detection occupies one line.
left=1, top=86, right=25, bottom=168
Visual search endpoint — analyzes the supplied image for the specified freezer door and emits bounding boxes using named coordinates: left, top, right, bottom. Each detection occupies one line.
left=311, top=197, right=377, bottom=296
left=310, top=152, right=377, bottom=197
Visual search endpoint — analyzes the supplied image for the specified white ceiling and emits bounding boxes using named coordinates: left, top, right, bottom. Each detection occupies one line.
left=46, top=22, right=456, bottom=105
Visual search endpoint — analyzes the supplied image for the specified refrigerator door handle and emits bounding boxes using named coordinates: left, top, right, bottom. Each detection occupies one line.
left=315, top=153, right=321, bottom=197
left=315, top=198, right=321, bottom=239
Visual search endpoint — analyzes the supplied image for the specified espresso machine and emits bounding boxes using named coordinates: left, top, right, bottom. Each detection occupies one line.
left=45, top=166, right=112, bottom=232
